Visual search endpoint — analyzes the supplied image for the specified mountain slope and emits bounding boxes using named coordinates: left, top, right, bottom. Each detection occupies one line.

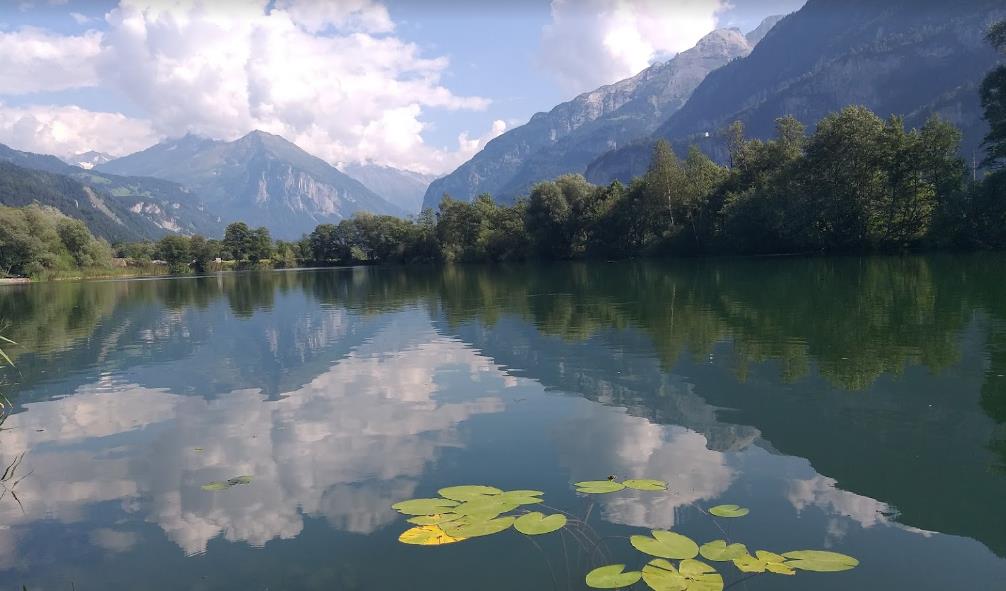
left=99, top=131, right=403, bottom=238
left=0, top=143, right=221, bottom=237
left=586, top=0, right=1006, bottom=184
left=0, top=161, right=162, bottom=242
left=66, top=151, right=114, bottom=170
left=422, top=27, right=757, bottom=208
left=341, top=163, right=436, bottom=214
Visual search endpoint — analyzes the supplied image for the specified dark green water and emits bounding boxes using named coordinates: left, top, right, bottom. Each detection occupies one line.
left=0, top=256, right=1005, bottom=590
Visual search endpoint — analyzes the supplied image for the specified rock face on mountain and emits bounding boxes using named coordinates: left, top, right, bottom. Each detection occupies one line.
left=66, top=151, right=114, bottom=170
left=341, top=163, right=436, bottom=215
left=422, top=27, right=757, bottom=208
left=99, top=131, right=402, bottom=238
left=0, top=143, right=220, bottom=239
left=586, top=0, right=1006, bottom=184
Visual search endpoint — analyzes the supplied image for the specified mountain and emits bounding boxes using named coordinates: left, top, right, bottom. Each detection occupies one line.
left=744, top=14, right=785, bottom=46
left=0, top=161, right=171, bottom=242
left=341, top=163, right=436, bottom=215
left=0, top=143, right=221, bottom=238
left=98, top=131, right=403, bottom=238
left=422, top=26, right=759, bottom=208
left=66, top=151, right=114, bottom=170
left=585, top=0, right=1006, bottom=184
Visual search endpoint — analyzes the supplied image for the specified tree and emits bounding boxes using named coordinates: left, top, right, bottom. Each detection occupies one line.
left=981, top=20, right=1006, bottom=168
left=189, top=235, right=217, bottom=272
left=157, top=235, right=191, bottom=272
left=248, top=227, right=273, bottom=262
left=57, top=218, right=94, bottom=266
left=222, top=222, right=252, bottom=261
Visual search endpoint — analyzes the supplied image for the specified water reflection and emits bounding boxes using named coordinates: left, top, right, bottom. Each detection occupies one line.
left=0, top=256, right=1004, bottom=589
left=0, top=312, right=509, bottom=562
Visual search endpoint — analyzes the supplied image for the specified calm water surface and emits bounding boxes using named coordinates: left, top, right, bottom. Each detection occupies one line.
left=0, top=256, right=1005, bottom=590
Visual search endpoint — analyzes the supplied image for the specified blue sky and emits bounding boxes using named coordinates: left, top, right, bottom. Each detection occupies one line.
left=0, top=0, right=805, bottom=173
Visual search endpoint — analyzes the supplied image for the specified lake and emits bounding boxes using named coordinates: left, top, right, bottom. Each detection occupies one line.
left=0, top=256, right=1004, bottom=590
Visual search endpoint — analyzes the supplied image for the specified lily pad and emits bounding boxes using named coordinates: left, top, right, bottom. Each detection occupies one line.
left=782, top=550, right=859, bottom=572
left=585, top=564, right=642, bottom=589
left=679, top=559, right=723, bottom=591
left=699, top=540, right=748, bottom=562
left=200, top=481, right=230, bottom=492
left=438, top=485, right=503, bottom=501
left=708, top=504, right=749, bottom=518
left=575, top=480, right=626, bottom=494
left=498, top=490, right=545, bottom=505
left=631, top=530, right=699, bottom=559
left=453, top=497, right=519, bottom=517
left=406, top=513, right=464, bottom=526
left=732, top=551, right=795, bottom=575
left=391, top=498, right=459, bottom=516
left=442, top=515, right=514, bottom=538
left=201, top=475, right=253, bottom=492
left=398, top=524, right=465, bottom=545
left=641, top=559, right=687, bottom=591
left=514, top=512, right=566, bottom=535
left=624, top=479, right=668, bottom=491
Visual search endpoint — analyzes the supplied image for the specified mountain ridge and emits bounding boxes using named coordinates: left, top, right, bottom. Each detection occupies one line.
left=421, top=24, right=766, bottom=208
left=99, top=130, right=403, bottom=238
left=585, top=0, right=1005, bottom=184
left=0, top=143, right=221, bottom=238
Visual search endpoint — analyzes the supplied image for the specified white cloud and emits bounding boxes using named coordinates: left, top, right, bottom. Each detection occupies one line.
left=457, top=119, right=507, bottom=155
left=0, top=1, right=495, bottom=174
left=273, top=0, right=394, bottom=34
left=70, top=12, right=95, bottom=25
left=540, top=0, right=727, bottom=94
left=94, top=0, right=491, bottom=174
left=0, top=103, right=158, bottom=158
left=0, top=27, right=101, bottom=94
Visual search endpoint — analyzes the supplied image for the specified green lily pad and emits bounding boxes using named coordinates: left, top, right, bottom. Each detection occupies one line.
left=699, top=540, right=749, bottom=562
left=624, top=479, right=668, bottom=491
left=782, top=550, right=859, bottom=572
left=406, top=513, right=464, bottom=526
left=453, top=497, right=519, bottom=517
left=708, top=504, right=749, bottom=518
left=678, top=559, right=723, bottom=591
left=201, top=475, right=253, bottom=492
left=438, top=485, right=503, bottom=501
left=391, top=498, right=460, bottom=516
left=641, top=559, right=687, bottom=591
left=575, top=480, right=626, bottom=494
left=442, top=515, right=514, bottom=538
left=732, top=551, right=795, bottom=575
left=631, top=530, right=699, bottom=559
left=498, top=490, right=545, bottom=505
left=514, top=512, right=566, bottom=535
left=585, top=564, right=642, bottom=589
left=200, top=481, right=230, bottom=491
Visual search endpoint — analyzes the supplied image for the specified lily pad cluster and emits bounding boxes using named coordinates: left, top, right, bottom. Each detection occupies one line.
left=574, top=478, right=668, bottom=494
left=587, top=526, right=859, bottom=590
left=393, top=483, right=858, bottom=590
left=392, top=485, right=567, bottom=545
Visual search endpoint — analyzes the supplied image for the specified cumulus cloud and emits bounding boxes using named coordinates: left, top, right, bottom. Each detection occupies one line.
left=0, top=0, right=495, bottom=173
left=0, top=27, right=101, bottom=94
left=458, top=119, right=507, bottom=155
left=0, top=103, right=158, bottom=158
left=540, top=0, right=727, bottom=94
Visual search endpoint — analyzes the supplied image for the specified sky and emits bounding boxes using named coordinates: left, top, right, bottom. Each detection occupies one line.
left=0, top=0, right=805, bottom=174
